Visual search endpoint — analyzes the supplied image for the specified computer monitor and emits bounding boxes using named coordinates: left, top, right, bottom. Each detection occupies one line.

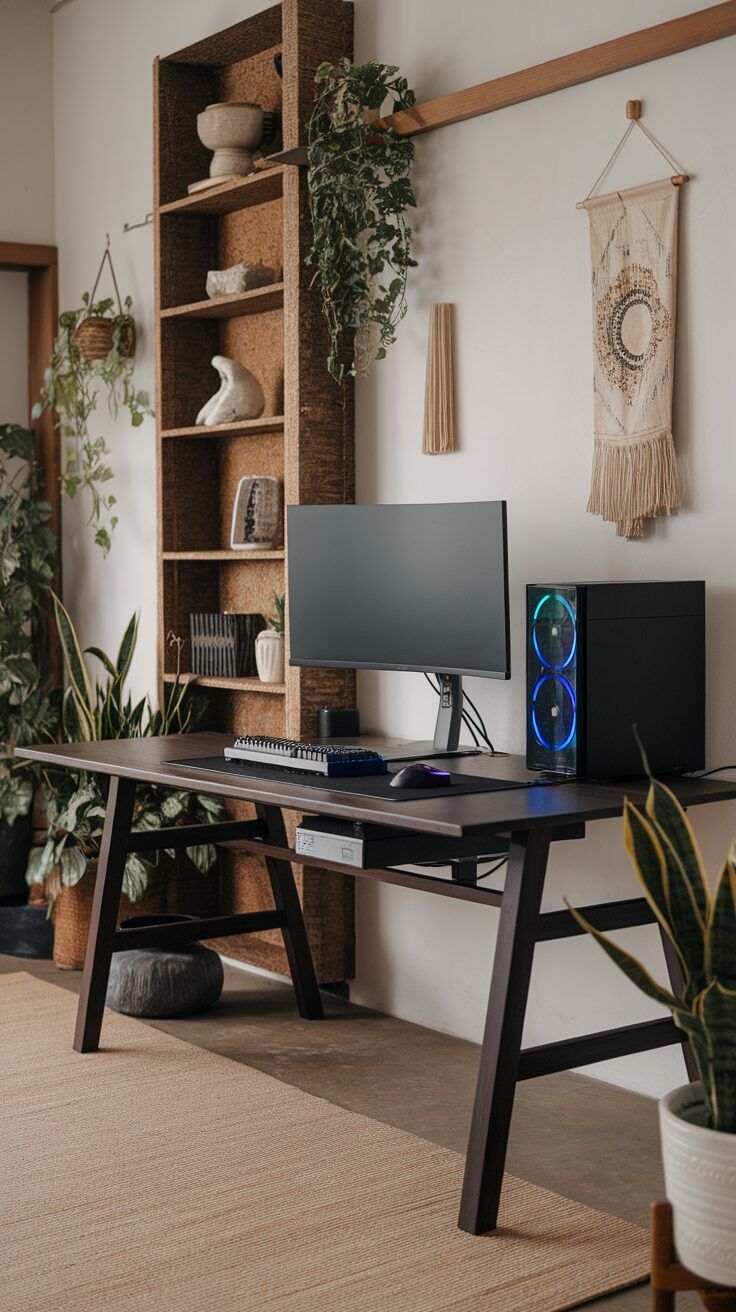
left=287, top=501, right=510, bottom=753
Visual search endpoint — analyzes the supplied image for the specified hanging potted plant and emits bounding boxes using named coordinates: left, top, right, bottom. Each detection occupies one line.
left=32, top=238, right=151, bottom=554
left=570, top=767, right=736, bottom=1286
left=306, top=59, right=418, bottom=383
left=255, top=593, right=285, bottom=684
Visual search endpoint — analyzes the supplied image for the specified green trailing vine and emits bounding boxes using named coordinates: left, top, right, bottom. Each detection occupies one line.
left=306, top=59, right=417, bottom=383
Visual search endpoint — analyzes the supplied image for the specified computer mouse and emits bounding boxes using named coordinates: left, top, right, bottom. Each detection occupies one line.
left=390, top=762, right=451, bottom=789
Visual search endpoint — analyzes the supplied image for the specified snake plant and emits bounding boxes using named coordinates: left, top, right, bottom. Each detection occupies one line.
left=27, top=596, right=222, bottom=904
left=569, top=774, right=736, bottom=1133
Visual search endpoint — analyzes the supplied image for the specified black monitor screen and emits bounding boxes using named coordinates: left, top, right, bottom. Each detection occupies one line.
left=287, top=502, right=510, bottom=678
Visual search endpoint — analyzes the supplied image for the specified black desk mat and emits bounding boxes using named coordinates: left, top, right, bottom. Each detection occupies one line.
left=165, top=755, right=530, bottom=802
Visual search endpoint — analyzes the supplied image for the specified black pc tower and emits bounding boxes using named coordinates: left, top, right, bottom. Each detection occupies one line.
left=526, top=581, right=705, bottom=778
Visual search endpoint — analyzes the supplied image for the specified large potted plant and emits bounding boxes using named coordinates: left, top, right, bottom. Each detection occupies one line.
left=28, top=598, right=223, bottom=967
left=0, top=424, right=58, bottom=898
left=306, top=59, right=417, bottom=382
left=570, top=771, right=736, bottom=1286
left=33, top=242, right=151, bottom=554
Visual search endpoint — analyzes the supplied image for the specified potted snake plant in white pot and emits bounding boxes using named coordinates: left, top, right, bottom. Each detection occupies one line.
left=570, top=768, right=736, bottom=1286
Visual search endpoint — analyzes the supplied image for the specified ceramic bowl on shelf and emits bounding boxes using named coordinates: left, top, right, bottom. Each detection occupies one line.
left=197, top=101, right=264, bottom=177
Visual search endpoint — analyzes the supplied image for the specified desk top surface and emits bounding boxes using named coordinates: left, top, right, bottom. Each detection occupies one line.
left=17, top=733, right=736, bottom=838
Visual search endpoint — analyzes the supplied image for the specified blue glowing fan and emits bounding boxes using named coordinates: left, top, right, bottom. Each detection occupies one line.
left=532, top=593, right=576, bottom=670
left=531, top=673, right=577, bottom=752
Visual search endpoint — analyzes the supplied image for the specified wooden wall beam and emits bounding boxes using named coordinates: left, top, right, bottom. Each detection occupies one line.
left=381, top=1, right=736, bottom=137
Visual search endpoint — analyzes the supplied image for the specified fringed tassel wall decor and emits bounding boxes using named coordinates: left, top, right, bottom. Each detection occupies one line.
left=580, top=103, right=688, bottom=539
left=422, top=303, right=457, bottom=454
left=583, top=178, right=682, bottom=539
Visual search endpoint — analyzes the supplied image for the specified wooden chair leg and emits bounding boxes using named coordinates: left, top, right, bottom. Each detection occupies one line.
left=256, top=805, right=324, bottom=1020
left=457, top=826, right=553, bottom=1234
left=73, top=775, right=137, bottom=1053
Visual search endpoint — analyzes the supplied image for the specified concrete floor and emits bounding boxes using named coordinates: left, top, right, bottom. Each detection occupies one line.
left=1, top=954, right=698, bottom=1312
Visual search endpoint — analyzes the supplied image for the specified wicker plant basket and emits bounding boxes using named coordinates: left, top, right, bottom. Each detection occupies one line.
left=73, top=315, right=135, bottom=361
left=52, top=859, right=165, bottom=970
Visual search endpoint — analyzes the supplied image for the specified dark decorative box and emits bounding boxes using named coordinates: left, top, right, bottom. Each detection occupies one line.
left=190, top=612, right=266, bottom=678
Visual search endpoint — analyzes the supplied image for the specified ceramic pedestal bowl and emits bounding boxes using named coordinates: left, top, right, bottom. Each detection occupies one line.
left=197, top=101, right=264, bottom=178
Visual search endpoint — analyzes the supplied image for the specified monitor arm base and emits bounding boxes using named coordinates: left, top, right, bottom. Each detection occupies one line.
left=434, top=674, right=463, bottom=753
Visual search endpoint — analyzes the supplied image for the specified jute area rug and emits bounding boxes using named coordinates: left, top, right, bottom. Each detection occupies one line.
left=1, top=973, right=648, bottom=1312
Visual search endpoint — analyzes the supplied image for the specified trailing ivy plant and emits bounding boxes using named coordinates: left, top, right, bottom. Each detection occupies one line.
left=306, top=59, right=417, bottom=383
left=0, top=424, right=58, bottom=829
left=33, top=292, right=151, bottom=555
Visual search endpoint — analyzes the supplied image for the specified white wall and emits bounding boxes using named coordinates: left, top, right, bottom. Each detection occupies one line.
left=349, top=0, right=736, bottom=1097
left=48, top=0, right=736, bottom=1097
left=0, top=0, right=53, bottom=468
left=0, top=0, right=54, bottom=245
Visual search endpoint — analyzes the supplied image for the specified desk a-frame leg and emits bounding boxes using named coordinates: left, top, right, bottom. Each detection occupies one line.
left=73, top=775, right=137, bottom=1053
left=255, top=805, right=324, bottom=1020
left=458, top=826, right=553, bottom=1234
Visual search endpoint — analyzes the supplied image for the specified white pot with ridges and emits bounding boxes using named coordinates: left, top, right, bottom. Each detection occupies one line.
left=255, top=630, right=284, bottom=685
left=660, top=1082, right=736, bottom=1287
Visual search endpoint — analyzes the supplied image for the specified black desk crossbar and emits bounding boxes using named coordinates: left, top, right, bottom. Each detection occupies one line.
left=112, top=909, right=287, bottom=953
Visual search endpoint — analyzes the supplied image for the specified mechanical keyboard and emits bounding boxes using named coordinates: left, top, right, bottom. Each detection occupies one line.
left=224, top=735, right=388, bottom=777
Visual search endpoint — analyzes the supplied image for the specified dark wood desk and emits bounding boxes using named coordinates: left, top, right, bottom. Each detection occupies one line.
left=19, top=733, right=736, bottom=1236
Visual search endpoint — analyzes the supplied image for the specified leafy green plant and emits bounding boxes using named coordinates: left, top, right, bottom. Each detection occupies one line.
left=0, top=425, right=58, bottom=828
left=27, top=599, right=222, bottom=905
left=569, top=770, right=736, bottom=1132
left=306, top=58, right=417, bottom=382
left=269, top=593, right=285, bottom=636
left=33, top=290, right=151, bottom=555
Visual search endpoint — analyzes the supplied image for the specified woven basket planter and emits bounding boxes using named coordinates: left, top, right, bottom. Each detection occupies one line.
left=52, top=860, right=165, bottom=970
left=73, top=315, right=136, bottom=362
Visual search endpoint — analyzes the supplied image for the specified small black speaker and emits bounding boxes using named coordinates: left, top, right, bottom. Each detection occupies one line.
left=526, top=581, right=705, bottom=778
left=316, top=706, right=360, bottom=739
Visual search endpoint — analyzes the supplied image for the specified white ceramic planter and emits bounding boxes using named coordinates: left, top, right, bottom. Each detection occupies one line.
left=660, top=1082, right=736, bottom=1286
left=255, top=631, right=284, bottom=685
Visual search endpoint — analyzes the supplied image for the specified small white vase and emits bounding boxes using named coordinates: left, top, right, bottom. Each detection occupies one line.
left=255, top=631, right=284, bottom=684
left=659, top=1082, right=736, bottom=1286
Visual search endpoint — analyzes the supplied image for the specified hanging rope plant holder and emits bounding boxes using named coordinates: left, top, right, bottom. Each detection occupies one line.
left=73, top=237, right=136, bottom=362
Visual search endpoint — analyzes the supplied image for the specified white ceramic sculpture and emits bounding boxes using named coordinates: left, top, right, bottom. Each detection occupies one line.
left=197, top=102, right=264, bottom=178
left=196, top=356, right=265, bottom=426
left=205, top=262, right=280, bottom=300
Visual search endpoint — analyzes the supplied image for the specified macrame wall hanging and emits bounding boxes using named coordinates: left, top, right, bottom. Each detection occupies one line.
left=422, top=303, right=457, bottom=454
left=579, top=102, right=688, bottom=539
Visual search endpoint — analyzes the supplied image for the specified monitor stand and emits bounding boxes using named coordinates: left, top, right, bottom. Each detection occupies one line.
left=384, top=675, right=484, bottom=763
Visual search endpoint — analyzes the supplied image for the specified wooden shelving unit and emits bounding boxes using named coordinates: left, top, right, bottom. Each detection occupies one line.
left=154, top=0, right=356, bottom=982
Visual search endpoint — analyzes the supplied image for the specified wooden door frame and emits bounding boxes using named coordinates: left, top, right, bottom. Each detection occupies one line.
left=0, top=241, right=61, bottom=676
